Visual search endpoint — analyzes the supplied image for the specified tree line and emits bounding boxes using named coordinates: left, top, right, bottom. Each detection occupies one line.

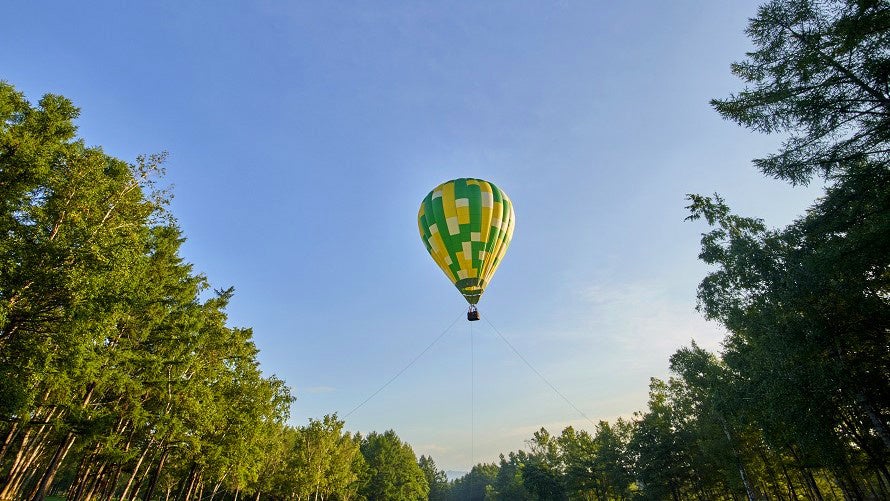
left=0, top=77, right=439, bottom=500
left=2, top=0, right=887, bottom=499
left=440, top=0, right=890, bottom=499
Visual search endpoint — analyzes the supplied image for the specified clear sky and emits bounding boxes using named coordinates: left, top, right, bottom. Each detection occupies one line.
left=3, top=1, right=824, bottom=472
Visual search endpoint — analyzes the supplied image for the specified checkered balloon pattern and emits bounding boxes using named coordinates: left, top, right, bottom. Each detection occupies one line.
left=418, top=178, right=515, bottom=304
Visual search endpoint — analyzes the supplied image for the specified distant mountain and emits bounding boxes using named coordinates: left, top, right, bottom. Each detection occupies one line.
left=445, top=470, right=467, bottom=481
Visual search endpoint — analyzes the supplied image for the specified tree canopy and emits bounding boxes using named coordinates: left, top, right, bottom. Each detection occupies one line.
left=712, top=0, right=890, bottom=184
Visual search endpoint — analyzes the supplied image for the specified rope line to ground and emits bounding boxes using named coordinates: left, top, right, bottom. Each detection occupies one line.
left=470, top=319, right=475, bottom=476
left=344, top=312, right=464, bottom=418
left=483, top=315, right=599, bottom=428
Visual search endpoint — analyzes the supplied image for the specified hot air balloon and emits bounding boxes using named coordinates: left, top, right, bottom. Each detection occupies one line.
left=418, top=178, right=515, bottom=321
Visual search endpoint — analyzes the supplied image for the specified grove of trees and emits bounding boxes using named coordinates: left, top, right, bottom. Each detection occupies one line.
left=1, top=0, right=886, bottom=499
left=0, top=79, right=437, bottom=500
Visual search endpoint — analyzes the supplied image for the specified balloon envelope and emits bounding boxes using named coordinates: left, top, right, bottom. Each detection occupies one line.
left=418, top=178, right=515, bottom=304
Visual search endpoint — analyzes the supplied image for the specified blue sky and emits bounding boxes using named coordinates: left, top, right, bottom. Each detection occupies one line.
left=3, top=1, right=824, bottom=471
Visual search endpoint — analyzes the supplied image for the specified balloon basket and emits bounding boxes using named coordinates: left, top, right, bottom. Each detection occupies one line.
left=467, top=305, right=480, bottom=322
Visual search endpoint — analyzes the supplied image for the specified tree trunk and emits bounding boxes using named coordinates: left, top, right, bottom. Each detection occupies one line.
left=29, top=431, right=77, bottom=501
left=786, top=444, right=823, bottom=501
left=120, top=437, right=155, bottom=501
left=120, top=440, right=153, bottom=501
left=0, top=421, right=19, bottom=464
left=863, top=475, right=882, bottom=500
left=874, top=464, right=890, bottom=498
left=1, top=438, right=45, bottom=500
left=830, top=341, right=890, bottom=453
left=106, top=461, right=125, bottom=501
left=844, top=465, right=866, bottom=501
left=209, top=471, right=227, bottom=501
left=176, top=463, right=197, bottom=501
left=3, top=412, right=68, bottom=499
left=183, top=464, right=199, bottom=501
left=1, top=404, right=60, bottom=500
left=716, top=414, right=756, bottom=501
left=777, top=457, right=798, bottom=501
left=30, top=382, right=98, bottom=501
left=69, top=440, right=102, bottom=500
left=142, top=447, right=169, bottom=501
left=802, top=468, right=824, bottom=501
left=858, top=393, right=890, bottom=451
left=0, top=427, right=34, bottom=499
left=71, top=463, right=94, bottom=501
left=195, top=474, right=205, bottom=501
left=82, top=461, right=109, bottom=501
left=755, top=446, right=785, bottom=500
left=129, top=455, right=155, bottom=501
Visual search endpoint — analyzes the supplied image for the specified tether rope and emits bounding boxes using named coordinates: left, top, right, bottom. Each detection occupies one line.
left=483, top=315, right=598, bottom=428
left=470, top=319, right=475, bottom=479
left=345, top=312, right=464, bottom=418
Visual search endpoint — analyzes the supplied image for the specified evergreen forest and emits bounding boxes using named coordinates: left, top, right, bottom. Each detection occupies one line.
left=1, top=0, right=888, bottom=499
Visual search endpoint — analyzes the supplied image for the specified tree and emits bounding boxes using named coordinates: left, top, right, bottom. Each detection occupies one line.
left=288, top=414, right=363, bottom=501
left=587, top=421, right=635, bottom=500
left=490, top=451, right=533, bottom=500
left=447, top=463, right=498, bottom=501
left=522, top=428, right=567, bottom=501
left=359, top=430, right=428, bottom=501
left=0, top=81, right=170, bottom=500
left=0, top=80, right=297, bottom=501
left=712, top=0, right=890, bottom=184
left=628, top=378, right=700, bottom=501
left=686, top=166, right=890, bottom=497
left=669, top=343, right=762, bottom=501
left=418, top=455, right=449, bottom=501
left=685, top=0, right=890, bottom=496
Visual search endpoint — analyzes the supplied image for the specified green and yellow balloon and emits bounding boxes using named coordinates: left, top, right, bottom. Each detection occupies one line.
left=418, top=178, right=515, bottom=311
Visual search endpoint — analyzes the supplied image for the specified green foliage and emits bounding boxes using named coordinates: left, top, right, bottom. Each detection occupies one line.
left=576, top=421, right=635, bottom=500
left=492, top=451, right=533, bottom=500
left=447, top=424, right=636, bottom=501
left=522, top=428, right=567, bottom=501
left=283, top=414, right=364, bottom=500
left=360, top=430, right=429, bottom=501
left=681, top=0, right=890, bottom=498
left=448, top=462, right=498, bottom=501
left=711, top=0, right=890, bottom=184
left=627, top=379, right=702, bottom=500
left=0, top=78, right=448, bottom=501
left=684, top=160, right=890, bottom=498
left=419, top=454, right=450, bottom=501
